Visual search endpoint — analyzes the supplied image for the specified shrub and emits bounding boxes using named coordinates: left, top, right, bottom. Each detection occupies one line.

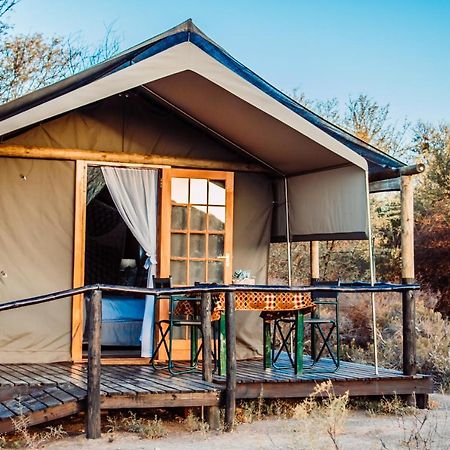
left=341, top=290, right=450, bottom=391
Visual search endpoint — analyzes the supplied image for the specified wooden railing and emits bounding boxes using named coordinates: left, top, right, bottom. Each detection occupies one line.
left=0, top=282, right=420, bottom=438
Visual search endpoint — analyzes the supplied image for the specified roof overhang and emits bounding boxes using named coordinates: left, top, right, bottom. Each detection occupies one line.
left=0, top=20, right=406, bottom=178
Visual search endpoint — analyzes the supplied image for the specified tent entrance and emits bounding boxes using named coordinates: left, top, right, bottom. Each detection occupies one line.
left=81, top=166, right=156, bottom=359
left=158, top=168, right=234, bottom=361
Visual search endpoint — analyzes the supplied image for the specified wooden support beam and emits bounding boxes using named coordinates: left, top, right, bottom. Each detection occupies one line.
left=200, top=292, right=220, bottom=430
left=86, top=290, right=102, bottom=439
left=369, top=163, right=425, bottom=183
left=401, top=176, right=416, bottom=379
left=72, top=160, right=87, bottom=363
left=224, top=292, right=236, bottom=432
left=0, top=144, right=266, bottom=173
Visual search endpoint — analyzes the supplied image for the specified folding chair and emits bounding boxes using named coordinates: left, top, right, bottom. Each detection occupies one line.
left=269, top=280, right=340, bottom=371
left=150, top=278, right=218, bottom=375
left=306, top=280, right=340, bottom=369
left=150, top=276, right=203, bottom=375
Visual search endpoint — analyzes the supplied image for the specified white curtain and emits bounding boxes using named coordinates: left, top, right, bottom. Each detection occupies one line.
left=102, top=167, right=158, bottom=357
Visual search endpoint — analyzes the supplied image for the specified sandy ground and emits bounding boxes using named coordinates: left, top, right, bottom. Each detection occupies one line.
left=43, top=394, right=450, bottom=450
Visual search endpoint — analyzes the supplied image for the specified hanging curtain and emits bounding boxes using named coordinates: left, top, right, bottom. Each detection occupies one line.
left=101, top=167, right=158, bottom=357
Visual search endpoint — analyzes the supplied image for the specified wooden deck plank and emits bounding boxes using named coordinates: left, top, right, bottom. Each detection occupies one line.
left=2, top=399, right=32, bottom=416
left=0, top=367, right=28, bottom=386
left=107, top=366, right=183, bottom=393
left=116, top=366, right=220, bottom=393
left=0, top=401, right=83, bottom=434
left=43, top=386, right=78, bottom=404
left=28, top=389, right=63, bottom=409
left=36, top=364, right=113, bottom=396
left=15, top=394, right=48, bottom=413
left=13, top=364, right=60, bottom=383
left=66, top=364, right=149, bottom=396
left=0, top=403, right=15, bottom=419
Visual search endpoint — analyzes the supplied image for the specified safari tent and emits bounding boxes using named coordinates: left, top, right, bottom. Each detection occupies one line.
left=0, top=20, right=409, bottom=365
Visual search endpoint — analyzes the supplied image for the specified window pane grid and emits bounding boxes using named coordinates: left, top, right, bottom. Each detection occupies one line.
left=170, top=176, right=227, bottom=286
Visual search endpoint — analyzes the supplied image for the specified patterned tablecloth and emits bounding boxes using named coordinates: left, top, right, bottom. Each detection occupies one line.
left=174, top=291, right=315, bottom=321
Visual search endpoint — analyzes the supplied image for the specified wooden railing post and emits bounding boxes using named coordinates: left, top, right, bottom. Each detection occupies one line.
left=401, top=176, right=416, bottom=377
left=224, top=291, right=236, bottom=432
left=86, top=289, right=102, bottom=439
left=200, top=292, right=220, bottom=429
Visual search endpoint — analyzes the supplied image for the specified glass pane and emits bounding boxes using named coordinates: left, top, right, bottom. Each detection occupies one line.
left=190, top=234, right=206, bottom=258
left=171, top=233, right=187, bottom=257
left=171, top=178, right=189, bottom=204
left=190, top=205, right=207, bottom=230
left=208, top=261, right=224, bottom=283
left=171, top=260, right=186, bottom=285
left=208, top=206, right=225, bottom=231
left=190, top=261, right=206, bottom=284
left=171, top=205, right=187, bottom=230
left=208, top=234, right=224, bottom=258
left=190, top=179, right=207, bottom=204
left=208, top=180, right=226, bottom=205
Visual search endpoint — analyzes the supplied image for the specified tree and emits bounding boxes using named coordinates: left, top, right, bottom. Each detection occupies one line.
left=0, top=1, right=119, bottom=104
left=409, top=122, right=450, bottom=316
left=0, top=0, right=18, bottom=36
left=275, top=92, right=407, bottom=284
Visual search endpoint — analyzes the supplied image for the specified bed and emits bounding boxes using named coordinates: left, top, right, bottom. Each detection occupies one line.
left=100, top=296, right=146, bottom=346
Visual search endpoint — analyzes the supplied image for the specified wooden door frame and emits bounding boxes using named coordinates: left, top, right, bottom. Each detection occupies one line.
left=158, top=168, right=234, bottom=360
left=71, top=160, right=167, bottom=363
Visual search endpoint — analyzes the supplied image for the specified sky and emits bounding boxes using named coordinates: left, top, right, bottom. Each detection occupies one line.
left=8, top=0, right=450, bottom=125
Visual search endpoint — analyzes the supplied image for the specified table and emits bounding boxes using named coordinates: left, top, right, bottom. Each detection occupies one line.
left=174, top=291, right=315, bottom=375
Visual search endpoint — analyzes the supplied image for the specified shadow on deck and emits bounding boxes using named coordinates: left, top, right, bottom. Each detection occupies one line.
left=0, top=357, right=433, bottom=433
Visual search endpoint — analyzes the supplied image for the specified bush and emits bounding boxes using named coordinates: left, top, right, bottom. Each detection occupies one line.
left=340, top=290, right=450, bottom=391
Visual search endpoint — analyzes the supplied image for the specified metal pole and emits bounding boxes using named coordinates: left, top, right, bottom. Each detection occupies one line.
left=284, top=177, right=292, bottom=286
left=365, top=173, right=379, bottom=375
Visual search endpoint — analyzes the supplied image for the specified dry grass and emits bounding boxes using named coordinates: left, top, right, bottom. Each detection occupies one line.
left=106, top=411, right=167, bottom=440
left=6, top=414, right=67, bottom=449
left=183, top=410, right=209, bottom=433
left=291, top=381, right=349, bottom=449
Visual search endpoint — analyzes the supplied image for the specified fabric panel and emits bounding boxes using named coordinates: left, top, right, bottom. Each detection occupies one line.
left=102, top=167, right=158, bottom=357
left=0, top=158, right=74, bottom=363
left=233, top=173, right=273, bottom=359
left=5, top=94, right=246, bottom=164
left=272, top=166, right=369, bottom=242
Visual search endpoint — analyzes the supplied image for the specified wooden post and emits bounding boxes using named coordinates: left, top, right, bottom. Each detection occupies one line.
left=401, top=176, right=416, bottom=377
left=310, top=241, right=320, bottom=283
left=200, top=293, right=220, bottom=430
left=224, top=292, right=236, bottom=432
left=86, top=289, right=102, bottom=439
left=310, top=241, right=320, bottom=360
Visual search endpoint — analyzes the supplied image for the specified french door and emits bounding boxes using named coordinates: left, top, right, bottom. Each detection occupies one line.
left=159, top=168, right=234, bottom=360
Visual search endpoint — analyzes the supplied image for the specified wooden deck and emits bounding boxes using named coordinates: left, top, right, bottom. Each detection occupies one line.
left=0, top=357, right=433, bottom=433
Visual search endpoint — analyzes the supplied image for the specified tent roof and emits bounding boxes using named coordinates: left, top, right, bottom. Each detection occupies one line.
left=0, top=19, right=405, bottom=177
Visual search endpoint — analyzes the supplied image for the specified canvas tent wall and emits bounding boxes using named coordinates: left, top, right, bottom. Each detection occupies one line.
left=0, top=93, right=274, bottom=362
left=0, top=158, right=74, bottom=363
left=0, top=20, right=405, bottom=364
